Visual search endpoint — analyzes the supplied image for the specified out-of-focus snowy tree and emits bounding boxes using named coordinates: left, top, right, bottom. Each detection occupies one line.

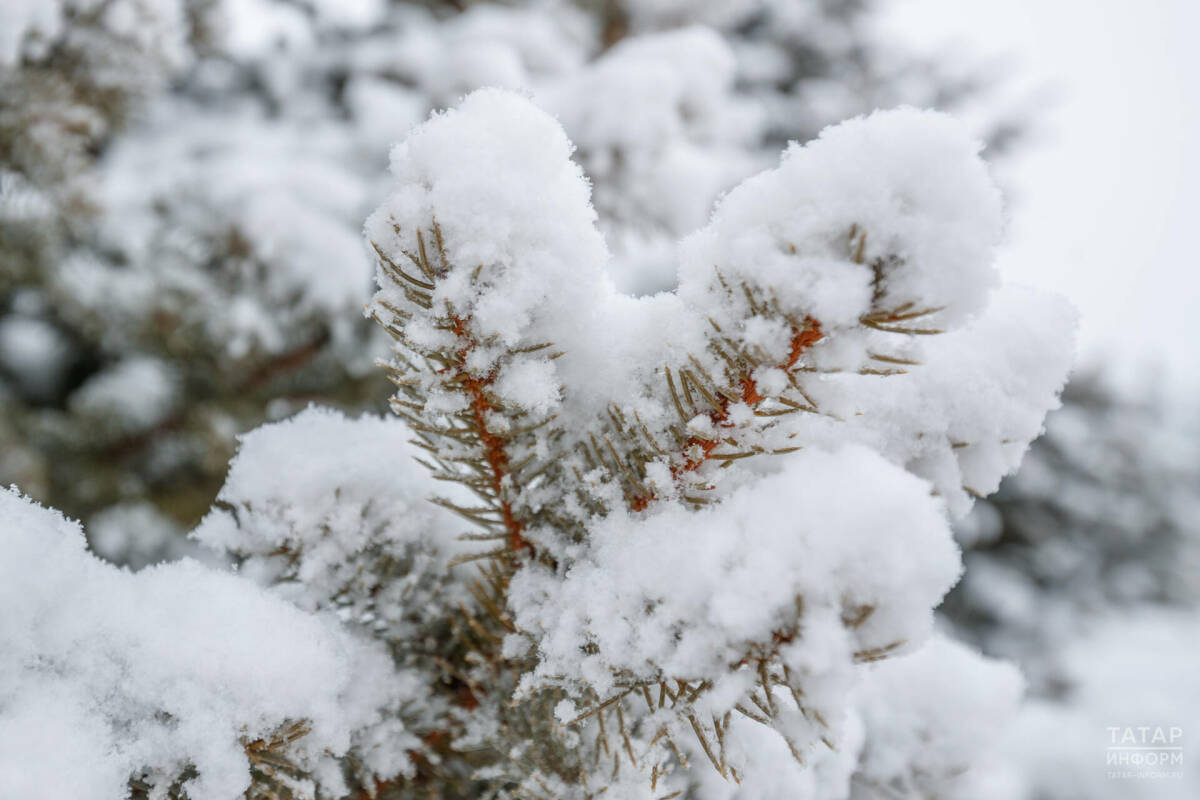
left=944, top=368, right=1200, bottom=693
left=941, top=364, right=1200, bottom=799
left=0, top=0, right=1028, bottom=568
left=940, top=365, right=1200, bottom=800
left=0, top=0, right=395, bottom=547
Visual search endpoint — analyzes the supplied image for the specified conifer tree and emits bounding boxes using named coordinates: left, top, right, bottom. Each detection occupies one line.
left=944, top=368, right=1200, bottom=691
left=0, top=0, right=1025, bottom=557
left=1, top=89, right=1073, bottom=799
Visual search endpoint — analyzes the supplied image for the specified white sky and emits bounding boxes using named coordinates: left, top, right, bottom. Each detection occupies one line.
left=881, top=0, right=1200, bottom=391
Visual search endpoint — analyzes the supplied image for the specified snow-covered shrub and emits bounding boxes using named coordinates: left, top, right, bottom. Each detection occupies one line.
left=0, top=86, right=1071, bottom=798
left=1, top=0, right=1026, bottom=548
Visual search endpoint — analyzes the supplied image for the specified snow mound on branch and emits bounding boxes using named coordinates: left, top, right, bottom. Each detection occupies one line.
left=0, top=488, right=403, bottom=800
left=194, top=406, right=467, bottom=625
left=854, top=635, right=1025, bottom=799
left=794, top=284, right=1079, bottom=518
left=200, top=406, right=444, bottom=548
left=688, top=635, right=1026, bottom=800
left=875, top=286, right=1077, bottom=516
left=679, top=106, right=1002, bottom=330
left=366, top=87, right=609, bottom=350
left=511, top=446, right=961, bottom=696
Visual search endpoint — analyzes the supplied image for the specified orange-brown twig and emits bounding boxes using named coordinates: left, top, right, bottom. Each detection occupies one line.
left=631, top=318, right=823, bottom=510
left=449, top=316, right=529, bottom=554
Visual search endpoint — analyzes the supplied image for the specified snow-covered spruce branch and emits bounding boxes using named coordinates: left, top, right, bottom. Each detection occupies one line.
left=357, top=89, right=1074, bottom=797
left=0, top=484, right=413, bottom=800
left=1, top=89, right=1073, bottom=799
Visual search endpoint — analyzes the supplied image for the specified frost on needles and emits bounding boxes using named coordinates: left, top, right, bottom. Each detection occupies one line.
left=0, top=89, right=1075, bottom=799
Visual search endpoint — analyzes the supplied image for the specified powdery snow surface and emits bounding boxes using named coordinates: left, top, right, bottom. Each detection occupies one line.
left=194, top=406, right=468, bottom=630
left=824, top=284, right=1079, bottom=518
left=511, top=446, right=961, bottom=696
left=367, top=87, right=610, bottom=355
left=852, top=635, right=1026, bottom=800
left=0, top=488, right=409, bottom=799
left=679, top=105, right=1003, bottom=330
